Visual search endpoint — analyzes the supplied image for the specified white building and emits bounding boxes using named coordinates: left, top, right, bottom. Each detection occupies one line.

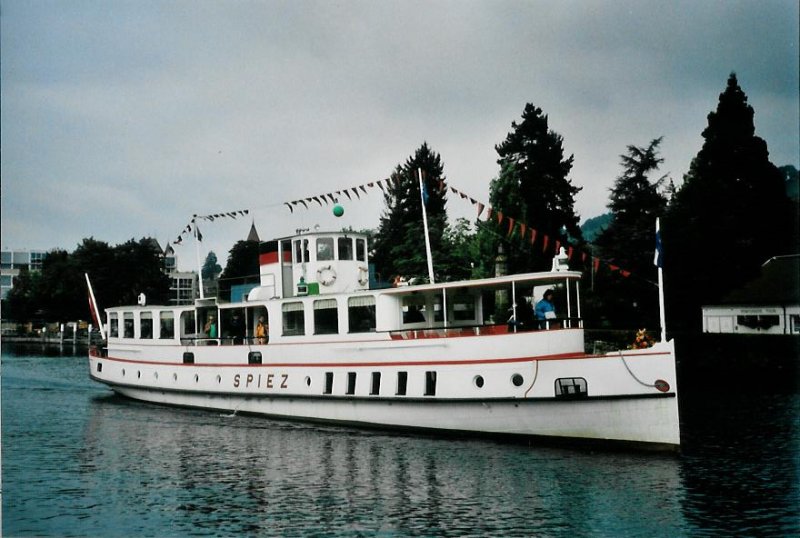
left=1, top=249, right=48, bottom=299
left=702, top=255, right=800, bottom=335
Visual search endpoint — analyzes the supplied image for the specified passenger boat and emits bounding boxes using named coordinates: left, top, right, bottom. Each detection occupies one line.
left=87, top=230, right=680, bottom=451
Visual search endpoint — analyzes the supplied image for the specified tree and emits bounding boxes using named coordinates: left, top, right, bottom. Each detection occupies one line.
left=371, top=143, right=450, bottom=282
left=592, top=138, right=670, bottom=329
left=664, top=73, right=794, bottom=332
left=201, top=251, right=222, bottom=281
left=218, top=240, right=260, bottom=301
left=480, top=104, right=583, bottom=275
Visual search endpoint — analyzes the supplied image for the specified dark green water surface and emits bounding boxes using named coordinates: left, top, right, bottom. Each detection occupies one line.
left=2, top=344, right=798, bottom=537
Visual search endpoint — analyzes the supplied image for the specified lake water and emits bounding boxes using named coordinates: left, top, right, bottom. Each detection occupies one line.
left=2, top=344, right=798, bottom=537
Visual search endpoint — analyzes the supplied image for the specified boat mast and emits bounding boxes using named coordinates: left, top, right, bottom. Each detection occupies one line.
left=418, top=168, right=435, bottom=284
left=655, top=218, right=667, bottom=342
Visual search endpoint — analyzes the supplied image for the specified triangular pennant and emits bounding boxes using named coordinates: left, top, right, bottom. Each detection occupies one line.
left=476, top=202, right=485, bottom=219
left=542, top=234, right=549, bottom=252
left=285, top=202, right=293, bottom=213
left=530, top=229, right=537, bottom=245
left=620, top=270, right=631, bottom=278
left=352, top=187, right=361, bottom=199
left=496, top=211, right=504, bottom=225
left=299, top=200, right=308, bottom=209
left=519, top=223, right=527, bottom=239
left=359, top=185, right=367, bottom=194
left=593, top=257, right=600, bottom=272
left=507, top=217, right=516, bottom=237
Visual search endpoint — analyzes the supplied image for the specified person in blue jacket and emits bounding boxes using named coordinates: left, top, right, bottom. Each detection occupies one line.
left=534, top=289, right=556, bottom=328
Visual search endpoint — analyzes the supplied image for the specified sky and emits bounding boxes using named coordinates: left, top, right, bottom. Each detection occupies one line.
left=2, top=0, right=798, bottom=271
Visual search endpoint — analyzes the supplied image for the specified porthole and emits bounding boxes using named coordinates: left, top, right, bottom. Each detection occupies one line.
left=154, top=372, right=159, bottom=380
left=194, top=374, right=199, bottom=383
left=137, top=371, right=141, bottom=379
left=474, top=375, right=484, bottom=388
left=305, top=376, right=312, bottom=387
left=173, top=373, right=178, bottom=382
left=97, top=363, right=103, bottom=373
left=216, top=375, right=222, bottom=384
left=511, top=374, right=524, bottom=387
left=122, top=368, right=126, bottom=377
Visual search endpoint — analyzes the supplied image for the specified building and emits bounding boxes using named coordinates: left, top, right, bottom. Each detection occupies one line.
left=1, top=249, right=48, bottom=299
left=161, top=242, right=198, bottom=306
left=702, top=255, right=800, bottom=335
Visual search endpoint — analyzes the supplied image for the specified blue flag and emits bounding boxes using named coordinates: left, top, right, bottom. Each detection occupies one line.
left=654, top=218, right=663, bottom=268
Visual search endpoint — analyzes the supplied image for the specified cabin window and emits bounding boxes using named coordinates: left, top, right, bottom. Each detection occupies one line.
left=221, top=308, right=246, bottom=344
left=282, top=302, right=305, bottom=336
left=140, top=312, right=153, bottom=339
left=180, top=310, right=196, bottom=340
left=348, top=296, right=376, bottom=333
left=402, top=296, right=427, bottom=324
left=424, top=371, right=437, bottom=396
left=356, top=238, right=367, bottom=262
left=183, top=352, right=194, bottom=364
left=324, top=372, right=334, bottom=395
left=316, top=237, right=334, bottom=261
left=736, top=314, right=780, bottom=330
left=248, top=351, right=262, bottom=365
left=432, top=294, right=444, bottom=322
left=294, top=239, right=309, bottom=263
left=313, top=299, right=338, bottom=335
left=346, top=372, right=357, bottom=395
left=396, top=371, right=408, bottom=396
left=452, top=294, right=476, bottom=322
left=160, top=311, right=175, bottom=339
left=791, top=314, right=800, bottom=334
left=109, top=314, right=119, bottom=337
left=123, top=313, right=134, bottom=338
left=338, top=237, right=353, bottom=260
left=555, top=377, right=588, bottom=399
left=370, top=372, right=381, bottom=395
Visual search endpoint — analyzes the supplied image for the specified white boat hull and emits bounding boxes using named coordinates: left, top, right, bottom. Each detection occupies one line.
left=89, top=333, right=680, bottom=450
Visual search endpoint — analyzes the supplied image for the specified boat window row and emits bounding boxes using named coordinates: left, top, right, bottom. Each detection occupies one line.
left=320, top=370, right=436, bottom=397
left=282, top=295, right=376, bottom=336
left=293, top=236, right=367, bottom=264
left=107, top=305, right=269, bottom=344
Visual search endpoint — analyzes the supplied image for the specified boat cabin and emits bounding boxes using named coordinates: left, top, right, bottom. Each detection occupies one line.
left=103, top=232, right=583, bottom=346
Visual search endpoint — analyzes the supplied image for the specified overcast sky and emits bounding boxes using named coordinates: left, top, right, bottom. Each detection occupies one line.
left=2, top=0, right=798, bottom=270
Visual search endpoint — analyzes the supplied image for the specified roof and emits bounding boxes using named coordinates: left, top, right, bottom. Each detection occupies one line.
left=247, top=222, right=260, bottom=242
left=718, top=254, right=800, bottom=306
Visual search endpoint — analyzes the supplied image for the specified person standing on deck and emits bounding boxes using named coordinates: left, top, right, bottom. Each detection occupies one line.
left=534, top=289, right=556, bottom=328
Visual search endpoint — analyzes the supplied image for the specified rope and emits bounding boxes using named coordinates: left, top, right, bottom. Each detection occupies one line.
left=618, top=350, right=656, bottom=388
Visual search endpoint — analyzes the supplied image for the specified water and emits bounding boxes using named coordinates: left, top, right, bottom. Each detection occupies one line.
left=2, top=344, right=798, bottom=537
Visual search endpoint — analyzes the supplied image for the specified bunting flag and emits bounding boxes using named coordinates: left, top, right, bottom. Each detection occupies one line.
left=165, top=173, right=645, bottom=283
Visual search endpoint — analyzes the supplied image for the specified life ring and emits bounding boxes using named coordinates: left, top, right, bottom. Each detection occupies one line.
left=358, top=265, right=369, bottom=286
left=317, top=265, right=337, bottom=286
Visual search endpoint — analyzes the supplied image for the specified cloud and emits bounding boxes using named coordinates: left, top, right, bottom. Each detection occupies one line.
left=2, top=0, right=797, bottom=264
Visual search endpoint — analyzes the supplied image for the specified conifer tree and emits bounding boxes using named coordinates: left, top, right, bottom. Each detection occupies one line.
left=482, top=104, right=583, bottom=274
left=371, top=143, right=449, bottom=282
left=664, top=73, right=793, bottom=331
left=593, top=138, right=669, bottom=329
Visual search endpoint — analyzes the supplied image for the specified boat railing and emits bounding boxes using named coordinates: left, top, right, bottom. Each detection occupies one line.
left=389, top=317, right=583, bottom=340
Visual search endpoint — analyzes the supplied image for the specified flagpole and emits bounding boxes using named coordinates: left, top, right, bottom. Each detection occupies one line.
left=418, top=168, right=435, bottom=284
left=194, top=218, right=205, bottom=300
left=655, top=218, right=667, bottom=342
left=85, top=273, right=106, bottom=340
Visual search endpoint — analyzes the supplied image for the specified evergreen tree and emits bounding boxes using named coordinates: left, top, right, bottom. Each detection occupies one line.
left=664, top=73, right=793, bottom=332
left=593, top=138, right=669, bottom=329
left=201, top=251, right=222, bottom=281
left=482, top=104, right=583, bottom=274
left=371, top=143, right=450, bottom=282
left=218, top=239, right=260, bottom=300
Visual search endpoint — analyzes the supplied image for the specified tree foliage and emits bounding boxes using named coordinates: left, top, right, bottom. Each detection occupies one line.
left=592, top=138, right=669, bottom=329
left=370, top=143, right=451, bottom=282
left=3, top=237, right=171, bottom=322
left=479, top=104, right=583, bottom=275
left=218, top=240, right=260, bottom=301
left=663, top=73, right=794, bottom=331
